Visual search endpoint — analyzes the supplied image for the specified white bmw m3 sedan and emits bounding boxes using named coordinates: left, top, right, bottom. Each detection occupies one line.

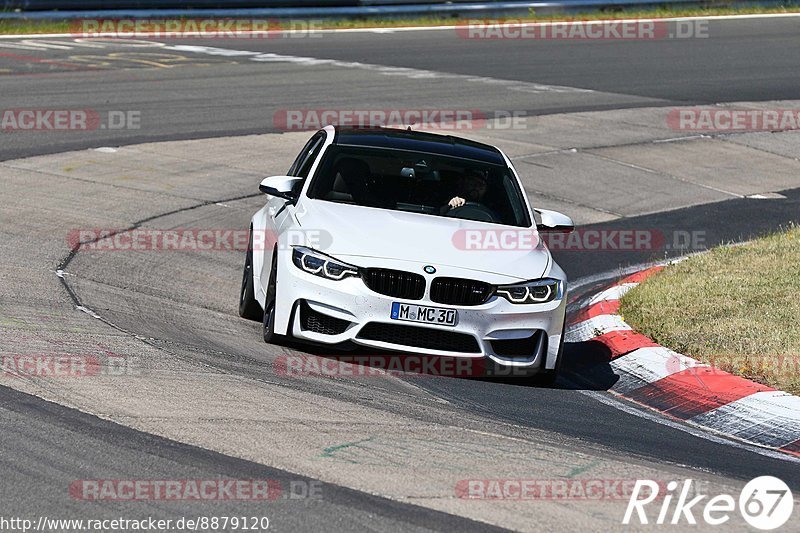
left=239, top=125, right=574, bottom=382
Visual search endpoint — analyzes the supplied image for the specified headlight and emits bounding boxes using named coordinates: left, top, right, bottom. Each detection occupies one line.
left=292, top=246, right=359, bottom=280
left=495, top=278, right=563, bottom=304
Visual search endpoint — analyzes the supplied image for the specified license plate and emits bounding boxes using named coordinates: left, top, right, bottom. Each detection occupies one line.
left=390, top=302, right=457, bottom=326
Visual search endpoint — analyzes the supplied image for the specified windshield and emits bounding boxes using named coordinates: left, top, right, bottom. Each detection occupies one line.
left=308, top=145, right=531, bottom=227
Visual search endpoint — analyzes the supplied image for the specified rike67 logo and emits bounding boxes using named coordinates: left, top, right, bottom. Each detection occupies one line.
left=624, top=477, right=794, bottom=529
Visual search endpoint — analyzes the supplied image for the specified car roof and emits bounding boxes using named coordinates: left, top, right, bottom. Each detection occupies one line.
left=332, top=126, right=506, bottom=165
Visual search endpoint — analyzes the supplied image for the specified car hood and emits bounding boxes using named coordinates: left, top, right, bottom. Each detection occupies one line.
left=294, top=199, right=550, bottom=281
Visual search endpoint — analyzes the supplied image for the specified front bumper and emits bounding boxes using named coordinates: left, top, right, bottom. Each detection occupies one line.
left=273, top=254, right=566, bottom=369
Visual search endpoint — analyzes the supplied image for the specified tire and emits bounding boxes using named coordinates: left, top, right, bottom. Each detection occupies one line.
left=262, top=251, right=280, bottom=344
left=238, top=230, right=262, bottom=321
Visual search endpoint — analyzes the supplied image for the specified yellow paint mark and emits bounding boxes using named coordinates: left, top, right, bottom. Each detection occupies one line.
left=68, top=52, right=227, bottom=70
left=65, top=55, right=114, bottom=69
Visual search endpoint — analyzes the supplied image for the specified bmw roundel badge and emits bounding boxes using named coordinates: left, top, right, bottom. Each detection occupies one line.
left=423, top=265, right=436, bottom=274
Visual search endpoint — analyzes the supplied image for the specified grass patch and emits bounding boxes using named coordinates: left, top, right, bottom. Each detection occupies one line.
left=620, top=226, right=800, bottom=394
left=1, top=5, right=799, bottom=35
left=0, top=20, right=73, bottom=35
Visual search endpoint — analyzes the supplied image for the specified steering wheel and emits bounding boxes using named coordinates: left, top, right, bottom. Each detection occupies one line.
left=445, top=202, right=501, bottom=223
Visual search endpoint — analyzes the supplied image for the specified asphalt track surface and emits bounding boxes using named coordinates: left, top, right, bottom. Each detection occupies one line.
left=0, top=16, right=799, bottom=160
left=1, top=16, right=800, bottom=532
left=0, top=386, right=505, bottom=533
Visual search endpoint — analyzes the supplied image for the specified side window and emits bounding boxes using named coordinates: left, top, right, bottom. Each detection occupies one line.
left=289, top=132, right=325, bottom=178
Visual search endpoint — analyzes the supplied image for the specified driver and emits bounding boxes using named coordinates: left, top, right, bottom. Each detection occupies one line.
left=443, top=169, right=488, bottom=212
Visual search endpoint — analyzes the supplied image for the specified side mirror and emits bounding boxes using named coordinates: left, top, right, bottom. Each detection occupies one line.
left=259, top=175, right=302, bottom=202
left=535, top=209, right=575, bottom=233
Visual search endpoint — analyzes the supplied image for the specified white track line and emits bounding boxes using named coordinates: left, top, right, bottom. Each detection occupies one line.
left=611, top=346, right=706, bottom=385
left=565, top=314, right=631, bottom=343
left=578, top=389, right=800, bottom=463
left=588, top=282, right=637, bottom=304
left=165, top=44, right=593, bottom=94
left=690, top=392, right=800, bottom=447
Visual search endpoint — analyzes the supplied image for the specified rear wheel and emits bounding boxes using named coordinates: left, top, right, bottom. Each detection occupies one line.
left=238, top=230, right=262, bottom=321
left=263, top=251, right=280, bottom=344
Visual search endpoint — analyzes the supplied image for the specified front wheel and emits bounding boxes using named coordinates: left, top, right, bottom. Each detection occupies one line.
left=263, top=251, right=281, bottom=344
left=238, top=231, right=262, bottom=321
